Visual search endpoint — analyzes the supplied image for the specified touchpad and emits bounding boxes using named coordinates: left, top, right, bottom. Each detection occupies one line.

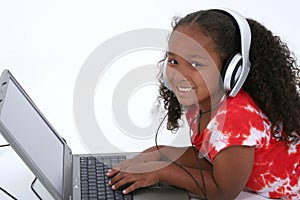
left=133, top=187, right=189, bottom=200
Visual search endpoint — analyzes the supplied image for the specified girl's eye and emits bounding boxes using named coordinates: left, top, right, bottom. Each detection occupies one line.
left=191, top=62, right=202, bottom=68
left=168, top=59, right=178, bottom=65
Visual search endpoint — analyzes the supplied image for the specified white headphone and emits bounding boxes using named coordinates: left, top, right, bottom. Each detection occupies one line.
left=162, top=8, right=251, bottom=97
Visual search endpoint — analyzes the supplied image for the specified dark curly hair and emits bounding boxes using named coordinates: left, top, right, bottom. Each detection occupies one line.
left=158, top=9, right=300, bottom=142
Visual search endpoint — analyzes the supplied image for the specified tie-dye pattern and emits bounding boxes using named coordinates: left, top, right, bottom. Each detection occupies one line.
left=186, top=90, right=300, bottom=199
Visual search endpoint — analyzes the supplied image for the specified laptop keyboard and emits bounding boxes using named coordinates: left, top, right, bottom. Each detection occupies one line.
left=80, top=155, right=133, bottom=200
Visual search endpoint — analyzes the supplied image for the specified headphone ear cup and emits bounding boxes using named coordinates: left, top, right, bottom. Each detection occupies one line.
left=162, top=60, right=173, bottom=91
left=223, top=53, right=243, bottom=93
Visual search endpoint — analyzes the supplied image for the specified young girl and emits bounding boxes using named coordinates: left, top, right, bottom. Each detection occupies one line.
left=107, top=8, right=300, bottom=199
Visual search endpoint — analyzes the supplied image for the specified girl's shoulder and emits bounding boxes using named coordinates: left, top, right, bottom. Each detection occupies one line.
left=225, top=90, right=260, bottom=112
left=215, top=90, right=270, bottom=135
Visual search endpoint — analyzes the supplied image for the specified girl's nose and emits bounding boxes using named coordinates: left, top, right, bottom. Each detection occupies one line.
left=167, top=63, right=190, bottom=82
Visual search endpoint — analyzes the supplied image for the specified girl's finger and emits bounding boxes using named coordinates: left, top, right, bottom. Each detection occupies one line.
left=121, top=181, right=140, bottom=194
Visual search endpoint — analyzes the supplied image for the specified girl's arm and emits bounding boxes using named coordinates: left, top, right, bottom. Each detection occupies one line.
left=160, top=145, right=255, bottom=199
left=153, top=145, right=213, bottom=170
left=110, top=145, right=212, bottom=174
left=109, top=145, right=255, bottom=200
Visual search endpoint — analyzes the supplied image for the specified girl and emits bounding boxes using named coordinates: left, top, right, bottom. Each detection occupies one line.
left=107, top=8, right=300, bottom=200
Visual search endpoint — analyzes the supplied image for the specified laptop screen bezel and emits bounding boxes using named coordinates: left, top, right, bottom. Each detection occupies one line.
left=0, top=70, right=73, bottom=200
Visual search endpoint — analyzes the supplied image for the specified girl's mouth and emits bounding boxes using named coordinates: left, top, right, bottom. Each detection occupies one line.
left=177, top=86, right=193, bottom=92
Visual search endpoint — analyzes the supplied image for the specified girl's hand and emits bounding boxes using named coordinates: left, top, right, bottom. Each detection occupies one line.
left=107, top=149, right=161, bottom=177
left=107, top=161, right=169, bottom=194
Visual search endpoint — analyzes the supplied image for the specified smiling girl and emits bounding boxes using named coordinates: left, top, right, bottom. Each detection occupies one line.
left=107, top=8, right=300, bottom=200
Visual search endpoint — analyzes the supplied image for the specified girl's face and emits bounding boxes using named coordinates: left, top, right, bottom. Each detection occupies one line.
left=166, top=25, right=223, bottom=110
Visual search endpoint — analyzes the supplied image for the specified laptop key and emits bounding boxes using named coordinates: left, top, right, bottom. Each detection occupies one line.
left=80, top=155, right=131, bottom=200
left=124, top=194, right=133, bottom=200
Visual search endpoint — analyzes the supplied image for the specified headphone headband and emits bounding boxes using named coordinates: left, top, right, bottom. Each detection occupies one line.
left=215, top=8, right=251, bottom=65
left=214, top=8, right=252, bottom=97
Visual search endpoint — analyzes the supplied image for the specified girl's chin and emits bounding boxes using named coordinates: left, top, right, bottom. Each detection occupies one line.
left=177, top=98, right=198, bottom=107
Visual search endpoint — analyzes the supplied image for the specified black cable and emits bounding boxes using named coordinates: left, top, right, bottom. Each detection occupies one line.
left=154, top=112, right=207, bottom=199
left=189, top=111, right=208, bottom=199
left=0, top=187, right=18, bottom=200
left=0, top=144, right=10, bottom=148
left=0, top=143, right=18, bottom=200
left=187, top=95, right=227, bottom=199
left=31, top=177, right=42, bottom=200
left=0, top=145, right=43, bottom=199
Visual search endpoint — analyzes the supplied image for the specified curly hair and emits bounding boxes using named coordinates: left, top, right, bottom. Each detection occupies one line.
left=158, top=9, right=300, bottom=142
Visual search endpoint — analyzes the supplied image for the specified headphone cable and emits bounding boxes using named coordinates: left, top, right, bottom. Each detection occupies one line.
left=189, top=111, right=208, bottom=199
left=188, top=95, right=227, bottom=199
left=154, top=112, right=207, bottom=199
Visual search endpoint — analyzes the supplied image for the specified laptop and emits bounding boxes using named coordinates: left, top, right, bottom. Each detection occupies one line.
left=0, top=69, right=190, bottom=200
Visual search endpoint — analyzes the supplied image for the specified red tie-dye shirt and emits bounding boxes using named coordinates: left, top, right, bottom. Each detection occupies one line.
left=186, top=90, right=300, bottom=200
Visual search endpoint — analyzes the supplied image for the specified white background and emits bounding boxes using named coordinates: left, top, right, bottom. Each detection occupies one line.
left=0, top=0, right=299, bottom=199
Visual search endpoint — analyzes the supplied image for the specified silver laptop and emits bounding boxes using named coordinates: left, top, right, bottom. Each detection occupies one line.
left=0, top=69, right=190, bottom=200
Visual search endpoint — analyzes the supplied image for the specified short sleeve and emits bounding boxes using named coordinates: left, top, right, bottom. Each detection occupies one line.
left=198, top=95, right=271, bottom=162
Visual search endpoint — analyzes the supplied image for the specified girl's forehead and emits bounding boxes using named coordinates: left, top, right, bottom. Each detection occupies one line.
left=168, top=27, right=214, bottom=59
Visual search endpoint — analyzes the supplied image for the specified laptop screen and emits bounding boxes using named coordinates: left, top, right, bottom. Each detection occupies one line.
left=0, top=77, right=64, bottom=196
